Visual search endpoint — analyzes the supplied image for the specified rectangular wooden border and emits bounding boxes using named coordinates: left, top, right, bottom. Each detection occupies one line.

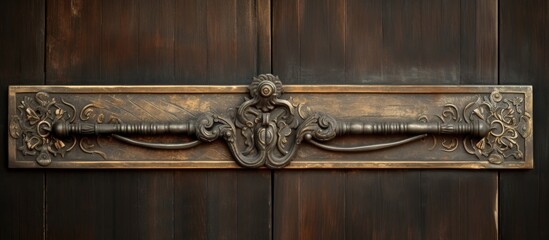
left=8, top=85, right=533, bottom=169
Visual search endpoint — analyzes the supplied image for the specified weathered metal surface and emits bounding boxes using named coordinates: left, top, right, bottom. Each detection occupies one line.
left=8, top=74, right=533, bottom=169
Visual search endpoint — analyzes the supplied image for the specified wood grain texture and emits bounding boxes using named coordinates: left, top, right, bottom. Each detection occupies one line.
left=499, top=0, right=549, bottom=239
left=273, top=0, right=498, bottom=239
left=422, top=171, right=498, bottom=240
left=174, top=170, right=272, bottom=240
left=45, top=0, right=271, bottom=238
left=346, top=170, right=422, bottom=239
left=172, top=1, right=273, bottom=239
left=0, top=0, right=45, bottom=239
left=46, top=1, right=145, bottom=239
left=175, top=0, right=270, bottom=84
left=46, top=171, right=139, bottom=239
left=46, top=0, right=101, bottom=84
left=460, top=0, right=498, bottom=84
left=101, top=0, right=139, bottom=84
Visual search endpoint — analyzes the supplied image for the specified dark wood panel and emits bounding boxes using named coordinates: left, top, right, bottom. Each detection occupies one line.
left=137, top=172, right=174, bottom=239
left=174, top=171, right=208, bottom=239
left=101, top=0, right=139, bottom=84
left=137, top=0, right=175, bottom=83
left=499, top=0, right=549, bottom=239
left=273, top=171, right=300, bottom=240
left=382, top=0, right=460, bottom=84
left=272, top=0, right=300, bottom=83
left=274, top=171, right=345, bottom=239
left=237, top=171, right=272, bottom=240
left=460, top=0, right=498, bottom=84
left=300, top=171, right=345, bottom=239
left=46, top=0, right=101, bottom=84
left=345, top=0, right=383, bottom=84
left=0, top=0, right=45, bottom=239
left=174, top=170, right=272, bottom=240
left=46, top=171, right=139, bottom=239
left=272, top=0, right=498, bottom=239
left=346, top=171, right=422, bottom=239
left=175, top=0, right=270, bottom=84
left=174, top=0, right=208, bottom=82
left=422, top=171, right=498, bottom=240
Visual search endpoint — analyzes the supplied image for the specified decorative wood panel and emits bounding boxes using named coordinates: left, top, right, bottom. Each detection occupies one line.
left=8, top=75, right=532, bottom=169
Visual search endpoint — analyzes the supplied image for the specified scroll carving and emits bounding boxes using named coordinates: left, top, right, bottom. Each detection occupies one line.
left=8, top=74, right=533, bottom=169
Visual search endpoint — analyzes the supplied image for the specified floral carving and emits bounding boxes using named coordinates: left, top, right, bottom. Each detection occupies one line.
left=10, top=93, right=77, bottom=166
left=9, top=92, right=108, bottom=166
left=426, top=90, right=532, bottom=164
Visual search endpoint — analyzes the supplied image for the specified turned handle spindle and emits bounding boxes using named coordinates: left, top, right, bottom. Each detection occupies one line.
left=337, top=121, right=490, bottom=138
left=52, top=121, right=196, bottom=138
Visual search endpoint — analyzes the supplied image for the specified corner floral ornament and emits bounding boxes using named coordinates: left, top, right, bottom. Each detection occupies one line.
left=8, top=74, right=532, bottom=169
left=9, top=92, right=78, bottom=166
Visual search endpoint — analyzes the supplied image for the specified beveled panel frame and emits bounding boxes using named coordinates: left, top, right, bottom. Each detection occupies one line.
left=8, top=76, right=533, bottom=169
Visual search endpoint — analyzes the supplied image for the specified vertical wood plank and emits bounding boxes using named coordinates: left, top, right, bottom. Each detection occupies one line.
left=0, top=0, right=45, bottom=239
left=381, top=0, right=460, bottom=84
left=207, top=171, right=238, bottom=240
left=101, top=0, right=139, bottom=84
left=300, top=171, right=346, bottom=239
left=299, top=0, right=346, bottom=83
left=460, top=0, right=498, bottom=84
left=378, top=171, right=422, bottom=239
left=273, top=0, right=300, bottom=82
left=256, top=0, right=272, bottom=74
left=345, top=0, right=383, bottom=84
left=174, top=171, right=208, bottom=239
left=459, top=172, right=498, bottom=239
left=421, top=172, right=461, bottom=240
left=206, top=0, right=237, bottom=83
left=237, top=171, right=272, bottom=240
left=346, top=171, right=422, bottom=240
left=345, top=171, right=379, bottom=240
left=47, top=171, right=140, bottom=239
left=421, top=172, right=498, bottom=240
left=273, top=171, right=300, bottom=240
left=137, top=172, right=174, bottom=240
left=174, top=0, right=208, bottom=82
left=499, top=0, right=549, bottom=239
left=46, top=0, right=101, bottom=84
left=138, top=0, right=175, bottom=83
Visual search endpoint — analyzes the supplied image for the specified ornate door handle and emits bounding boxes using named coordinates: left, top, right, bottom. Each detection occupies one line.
left=8, top=74, right=533, bottom=169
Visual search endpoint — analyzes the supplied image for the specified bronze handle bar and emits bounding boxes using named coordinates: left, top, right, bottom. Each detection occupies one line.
left=303, top=120, right=490, bottom=152
left=52, top=120, right=490, bottom=138
left=50, top=120, right=490, bottom=151
left=336, top=121, right=490, bottom=137
left=52, top=121, right=201, bottom=150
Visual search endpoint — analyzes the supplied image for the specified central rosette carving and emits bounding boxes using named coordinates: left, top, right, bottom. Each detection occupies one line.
left=195, top=74, right=301, bottom=168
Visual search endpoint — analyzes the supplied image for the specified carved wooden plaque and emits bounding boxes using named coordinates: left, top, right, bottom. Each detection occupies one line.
left=8, top=74, right=533, bottom=169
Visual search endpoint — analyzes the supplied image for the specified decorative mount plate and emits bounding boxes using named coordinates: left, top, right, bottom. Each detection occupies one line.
left=8, top=74, right=533, bottom=169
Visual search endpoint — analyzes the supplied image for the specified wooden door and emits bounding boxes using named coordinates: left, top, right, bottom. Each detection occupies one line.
left=1, top=0, right=548, bottom=239
left=272, top=0, right=499, bottom=239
